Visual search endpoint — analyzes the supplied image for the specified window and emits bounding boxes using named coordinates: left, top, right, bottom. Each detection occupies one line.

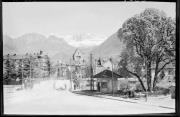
left=101, top=82, right=108, bottom=88
left=168, top=69, right=174, bottom=75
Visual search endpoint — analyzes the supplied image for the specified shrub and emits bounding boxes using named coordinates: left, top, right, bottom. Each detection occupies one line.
left=135, top=83, right=143, bottom=92
left=128, top=90, right=135, bottom=98
left=153, top=87, right=170, bottom=96
left=171, top=91, right=175, bottom=99
left=118, top=80, right=128, bottom=91
left=170, top=86, right=175, bottom=99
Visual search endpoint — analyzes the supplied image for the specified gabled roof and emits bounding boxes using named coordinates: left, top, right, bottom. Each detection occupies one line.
left=72, top=48, right=82, bottom=60
left=93, top=69, right=123, bottom=78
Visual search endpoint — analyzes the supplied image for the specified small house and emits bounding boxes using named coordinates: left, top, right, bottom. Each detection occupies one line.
left=93, top=69, right=123, bottom=93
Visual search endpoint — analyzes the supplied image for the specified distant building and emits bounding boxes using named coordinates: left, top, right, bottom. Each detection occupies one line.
left=94, top=58, right=119, bottom=75
left=3, top=51, right=50, bottom=80
left=72, top=49, right=88, bottom=79
left=151, top=62, right=175, bottom=83
left=72, top=48, right=86, bottom=66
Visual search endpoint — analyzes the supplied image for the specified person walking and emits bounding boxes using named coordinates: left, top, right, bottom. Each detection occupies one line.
left=97, top=82, right=100, bottom=92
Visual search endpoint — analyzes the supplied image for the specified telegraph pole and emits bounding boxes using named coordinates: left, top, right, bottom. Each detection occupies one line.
left=112, top=62, right=114, bottom=96
left=110, top=58, right=114, bottom=96
left=30, top=58, right=31, bottom=79
left=7, top=55, right=10, bottom=80
left=69, top=58, right=72, bottom=91
left=29, top=57, right=32, bottom=85
left=90, top=53, right=93, bottom=91
left=21, top=57, right=24, bottom=89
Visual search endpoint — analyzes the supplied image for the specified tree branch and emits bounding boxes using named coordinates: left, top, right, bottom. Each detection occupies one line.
left=124, top=67, right=146, bottom=91
left=157, top=59, right=175, bottom=74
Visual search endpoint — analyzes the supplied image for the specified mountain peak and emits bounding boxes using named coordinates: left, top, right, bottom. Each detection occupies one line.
left=48, top=35, right=65, bottom=41
left=63, top=33, right=106, bottom=47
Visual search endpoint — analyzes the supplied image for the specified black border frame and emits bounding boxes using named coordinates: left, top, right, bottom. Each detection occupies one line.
left=0, top=0, right=179, bottom=116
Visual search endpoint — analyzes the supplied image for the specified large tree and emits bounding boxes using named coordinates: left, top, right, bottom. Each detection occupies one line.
left=118, top=8, right=175, bottom=91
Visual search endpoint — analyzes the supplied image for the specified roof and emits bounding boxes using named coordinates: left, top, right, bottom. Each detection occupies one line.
left=3, top=53, right=48, bottom=60
left=96, top=57, right=120, bottom=66
left=72, top=48, right=82, bottom=60
left=93, top=69, right=123, bottom=78
left=3, top=54, right=24, bottom=60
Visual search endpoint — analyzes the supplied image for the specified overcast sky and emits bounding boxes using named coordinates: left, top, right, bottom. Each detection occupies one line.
left=3, top=2, right=175, bottom=39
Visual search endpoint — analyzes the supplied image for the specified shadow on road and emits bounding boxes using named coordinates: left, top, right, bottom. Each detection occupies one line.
left=72, top=90, right=137, bottom=104
left=72, top=90, right=175, bottom=110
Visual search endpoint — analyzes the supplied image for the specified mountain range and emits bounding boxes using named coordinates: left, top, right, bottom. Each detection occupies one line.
left=62, top=33, right=106, bottom=47
left=3, top=32, right=125, bottom=63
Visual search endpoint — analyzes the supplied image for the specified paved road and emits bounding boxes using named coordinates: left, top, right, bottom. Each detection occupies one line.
left=4, top=80, right=175, bottom=115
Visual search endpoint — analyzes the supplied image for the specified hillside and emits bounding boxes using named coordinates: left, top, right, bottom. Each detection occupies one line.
left=3, top=35, right=18, bottom=55
left=91, top=32, right=125, bottom=59
left=3, top=33, right=76, bottom=62
left=3, top=32, right=125, bottom=64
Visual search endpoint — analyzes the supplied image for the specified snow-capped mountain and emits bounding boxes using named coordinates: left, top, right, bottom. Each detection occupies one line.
left=3, top=32, right=125, bottom=63
left=62, top=33, right=107, bottom=47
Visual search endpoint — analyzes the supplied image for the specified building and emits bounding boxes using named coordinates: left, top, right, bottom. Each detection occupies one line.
left=94, top=58, right=119, bottom=75
left=55, top=60, right=68, bottom=79
left=72, top=48, right=88, bottom=78
left=151, top=63, right=175, bottom=83
left=72, top=48, right=86, bottom=66
left=3, top=51, right=50, bottom=83
left=93, top=69, right=123, bottom=93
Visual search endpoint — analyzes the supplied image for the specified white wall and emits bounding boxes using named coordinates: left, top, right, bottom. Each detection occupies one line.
left=54, top=79, right=72, bottom=90
left=98, top=78, right=118, bottom=93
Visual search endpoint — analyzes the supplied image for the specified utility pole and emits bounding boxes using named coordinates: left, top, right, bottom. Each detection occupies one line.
left=110, top=58, right=114, bottom=96
left=112, top=62, right=114, bottom=96
left=69, top=58, right=72, bottom=91
left=48, top=58, right=51, bottom=79
left=90, top=53, right=93, bottom=91
left=29, top=57, right=32, bottom=85
left=29, top=58, right=31, bottom=79
left=21, top=57, right=24, bottom=89
left=7, top=55, right=10, bottom=81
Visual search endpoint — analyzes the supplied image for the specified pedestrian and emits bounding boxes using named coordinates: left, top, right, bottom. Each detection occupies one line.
left=97, top=82, right=100, bottom=92
left=65, top=84, right=67, bottom=90
left=24, top=78, right=27, bottom=89
left=74, top=84, right=76, bottom=90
